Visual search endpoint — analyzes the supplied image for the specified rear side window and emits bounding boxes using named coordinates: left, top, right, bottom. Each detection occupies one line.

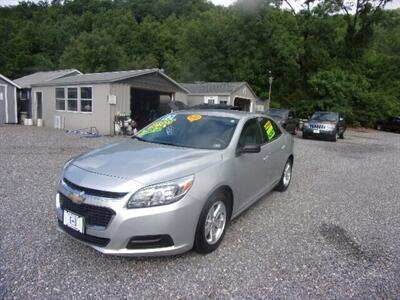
left=259, top=118, right=281, bottom=143
left=238, top=119, right=262, bottom=148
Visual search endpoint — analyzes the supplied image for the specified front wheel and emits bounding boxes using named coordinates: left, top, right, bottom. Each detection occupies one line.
left=194, top=192, right=229, bottom=254
left=275, top=159, right=293, bottom=192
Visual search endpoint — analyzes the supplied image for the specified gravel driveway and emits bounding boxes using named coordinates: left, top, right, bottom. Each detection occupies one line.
left=1, top=125, right=399, bottom=299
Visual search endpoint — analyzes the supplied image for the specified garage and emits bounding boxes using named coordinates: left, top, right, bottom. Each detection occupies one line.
left=0, top=74, right=20, bottom=125
left=30, top=69, right=188, bottom=135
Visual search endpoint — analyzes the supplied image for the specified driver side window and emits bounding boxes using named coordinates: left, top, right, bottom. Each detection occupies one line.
left=238, top=119, right=262, bottom=149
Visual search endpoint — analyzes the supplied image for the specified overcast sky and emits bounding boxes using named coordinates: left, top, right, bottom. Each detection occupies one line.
left=1, top=0, right=399, bottom=11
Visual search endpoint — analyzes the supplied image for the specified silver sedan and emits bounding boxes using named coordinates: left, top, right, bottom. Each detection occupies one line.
left=56, top=110, right=294, bottom=256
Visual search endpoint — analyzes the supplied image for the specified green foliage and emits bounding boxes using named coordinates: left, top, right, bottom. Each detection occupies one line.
left=0, top=0, right=399, bottom=126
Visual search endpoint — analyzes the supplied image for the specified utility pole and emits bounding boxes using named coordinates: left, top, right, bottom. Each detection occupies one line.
left=268, top=70, right=273, bottom=105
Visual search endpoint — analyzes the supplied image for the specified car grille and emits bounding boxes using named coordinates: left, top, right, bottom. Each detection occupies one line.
left=58, top=221, right=110, bottom=247
left=60, top=193, right=115, bottom=227
left=63, top=178, right=127, bottom=199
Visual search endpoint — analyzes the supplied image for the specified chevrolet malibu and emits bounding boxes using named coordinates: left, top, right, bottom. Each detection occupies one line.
left=56, top=110, right=294, bottom=256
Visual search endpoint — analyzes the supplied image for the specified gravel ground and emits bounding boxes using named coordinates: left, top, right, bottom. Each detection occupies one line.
left=1, top=125, right=399, bottom=299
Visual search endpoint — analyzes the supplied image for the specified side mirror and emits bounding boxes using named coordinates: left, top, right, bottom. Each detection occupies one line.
left=238, top=144, right=261, bottom=154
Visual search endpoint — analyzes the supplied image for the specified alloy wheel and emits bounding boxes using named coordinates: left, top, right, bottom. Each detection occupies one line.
left=204, top=200, right=227, bottom=245
left=283, top=162, right=292, bottom=187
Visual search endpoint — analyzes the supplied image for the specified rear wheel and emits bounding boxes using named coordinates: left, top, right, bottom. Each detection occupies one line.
left=275, top=159, right=293, bottom=192
left=194, top=192, right=229, bottom=254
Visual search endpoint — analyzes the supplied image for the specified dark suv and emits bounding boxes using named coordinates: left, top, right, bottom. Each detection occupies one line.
left=376, top=116, right=400, bottom=132
left=264, top=108, right=299, bottom=134
left=302, top=112, right=346, bottom=142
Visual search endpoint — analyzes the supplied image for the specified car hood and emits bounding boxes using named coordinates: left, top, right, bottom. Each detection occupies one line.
left=305, top=120, right=336, bottom=125
left=70, top=139, right=222, bottom=185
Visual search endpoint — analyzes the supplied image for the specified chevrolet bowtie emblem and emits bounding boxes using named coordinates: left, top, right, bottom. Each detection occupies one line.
left=69, top=191, right=86, bottom=204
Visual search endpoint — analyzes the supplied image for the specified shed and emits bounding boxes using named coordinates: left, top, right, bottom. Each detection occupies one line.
left=0, top=74, right=21, bottom=124
left=14, top=69, right=81, bottom=121
left=175, top=82, right=265, bottom=112
left=30, top=69, right=188, bottom=134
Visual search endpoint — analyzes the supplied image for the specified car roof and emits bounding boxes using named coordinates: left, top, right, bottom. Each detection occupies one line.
left=175, top=109, right=260, bottom=120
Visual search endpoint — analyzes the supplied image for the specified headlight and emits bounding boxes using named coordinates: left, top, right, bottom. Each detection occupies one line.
left=126, top=175, right=194, bottom=208
left=325, top=124, right=336, bottom=130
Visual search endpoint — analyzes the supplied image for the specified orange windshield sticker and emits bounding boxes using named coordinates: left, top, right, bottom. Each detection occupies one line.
left=187, top=114, right=202, bottom=122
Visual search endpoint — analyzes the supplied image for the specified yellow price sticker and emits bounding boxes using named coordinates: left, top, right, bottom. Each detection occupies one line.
left=187, top=114, right=202, bottom=122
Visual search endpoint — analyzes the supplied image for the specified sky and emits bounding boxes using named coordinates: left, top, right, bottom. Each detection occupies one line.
left=0, top=0, right=399, bottom=11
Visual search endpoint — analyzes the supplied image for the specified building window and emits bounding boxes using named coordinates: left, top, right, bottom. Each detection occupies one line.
left=80, top=87, right=92, bottom=112
left=55, top=88, right=65, bottom=111
left=67, top=87, right=78, bottom=112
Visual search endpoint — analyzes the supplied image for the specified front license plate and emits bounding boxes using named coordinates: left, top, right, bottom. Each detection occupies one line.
left=313, top=129, right=320, bottom=134
left=63, top=210, right=84, bottom=233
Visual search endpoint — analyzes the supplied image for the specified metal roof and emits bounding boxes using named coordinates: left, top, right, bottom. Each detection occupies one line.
left=31, top=69, right=189, bottom=93
left=0, top=73, right=21, bottom=89
left=33, top=69, right=160, bottom=86
left=181, top=82, right=247, bottom=94
left=14, top=69, right=81, bottom=88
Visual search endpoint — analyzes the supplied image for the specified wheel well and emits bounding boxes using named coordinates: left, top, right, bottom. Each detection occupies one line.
left=214, top=185, right=234, bottom=220
left=288, top=154, right=294, bottom=165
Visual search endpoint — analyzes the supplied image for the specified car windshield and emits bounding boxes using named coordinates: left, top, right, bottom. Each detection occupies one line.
left=134, top=113, right=239, bottom=150
left=311, top=112, right=338, bottom=122
left=266, top=109, right=289, bottom=118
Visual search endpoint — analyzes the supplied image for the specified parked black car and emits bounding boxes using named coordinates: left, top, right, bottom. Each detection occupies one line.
left=376, top=116, right=400, bottom=132
left=264, top=108, right=299, bottom=134
left=302, top=111, right=346, bottom=142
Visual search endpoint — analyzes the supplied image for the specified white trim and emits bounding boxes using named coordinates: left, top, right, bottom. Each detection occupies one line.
left=66, top=86, right=79, bottom=112
left=0, top=74, right=21, bottom=89
left=79, top=86, right=93, bottom=114
left=55, top=86, right=94, bottom=114
left=55, top=87, right=66, bottom=112
left=0, top=84, right=8, bottom=123
left=14, top=87, right=17, bottom=122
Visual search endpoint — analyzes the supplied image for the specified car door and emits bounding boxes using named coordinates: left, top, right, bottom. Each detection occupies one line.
left=259, top=117, right=286, bottom=183
left=234, top=118, right=266, bottom=210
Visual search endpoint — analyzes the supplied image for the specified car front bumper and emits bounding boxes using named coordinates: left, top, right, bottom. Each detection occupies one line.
left=56, top=188, right=203, bottom=256
left=303, top=128, right=336, bottom=139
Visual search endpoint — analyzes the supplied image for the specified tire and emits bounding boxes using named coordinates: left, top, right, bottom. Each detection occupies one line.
left=275, top=159, right=293, bottom=192
left=331, top=132, right=337, bottom=142
left=339, top=130, right=344, bottom=139
left=376, top=124, right=383, bottom=131
left=194, top=191, right=230, bottom=254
